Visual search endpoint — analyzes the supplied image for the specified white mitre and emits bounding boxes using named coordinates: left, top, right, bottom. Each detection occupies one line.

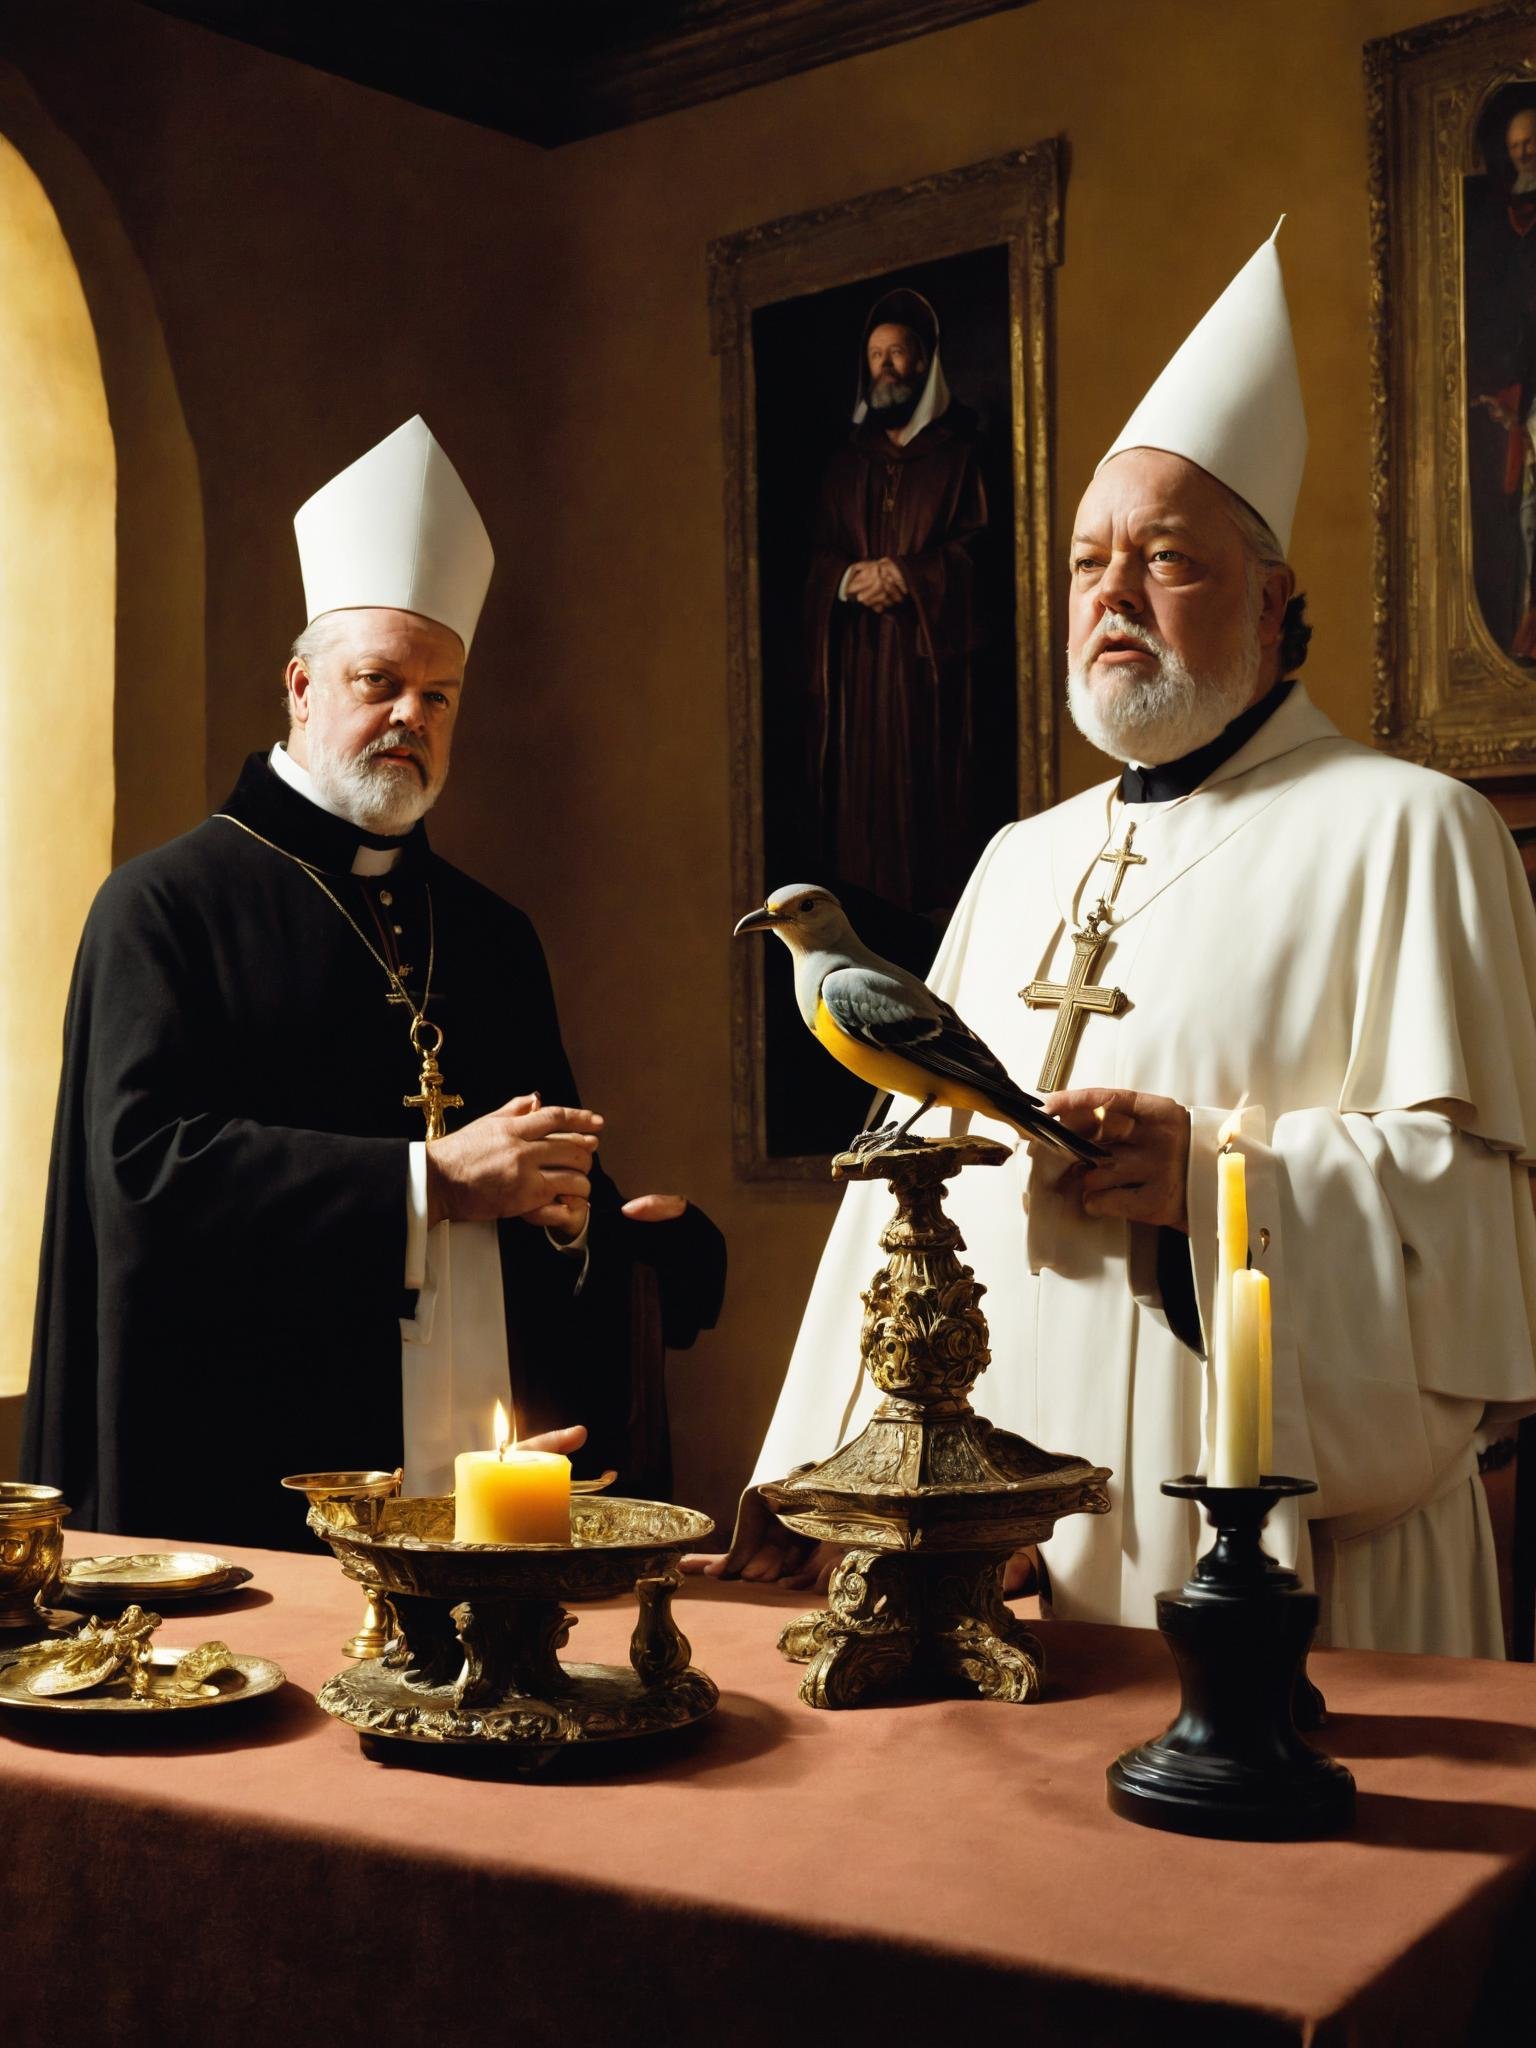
left=1099, top=222, right=1307, bottom=553
left=293, top=415, right=495, bottom=651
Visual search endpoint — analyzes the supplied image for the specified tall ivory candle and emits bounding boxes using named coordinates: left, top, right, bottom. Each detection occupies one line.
left=1253, top=1269, right=1274, bottom=1476
left=454, top=1446, right=571, bottom=1544
left=1212, top=1145, right=1253, bottom=1486
left=1221, top=1269, right=1266, bottom=1489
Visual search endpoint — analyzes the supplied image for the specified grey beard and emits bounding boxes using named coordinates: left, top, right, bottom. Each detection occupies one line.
left=1514, top=167, right=1536, bottom=195
left=1066, top=616, right=1262, bottom=765
left=307, top=735, right=441, bottom=833
left=868, top=377, right=918, bottom=411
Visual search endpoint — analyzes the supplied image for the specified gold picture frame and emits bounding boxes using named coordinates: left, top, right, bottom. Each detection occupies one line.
left=1369, top=1, right=1536, bottom=771
left=708, top=140, right=1063, bottom=1182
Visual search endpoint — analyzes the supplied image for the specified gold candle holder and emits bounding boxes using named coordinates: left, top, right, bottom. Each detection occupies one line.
left=0, top=1482, right=72, bottom=1635
left=280, top=1471, right=403, bottom=1658
left=759, top=1137, right=1112, bottom=1710
left=305, top=1491, right=718, bottom=1770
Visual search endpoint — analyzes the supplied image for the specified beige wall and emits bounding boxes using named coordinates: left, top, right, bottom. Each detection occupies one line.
left=0, top=0, right=1455, bottom=1516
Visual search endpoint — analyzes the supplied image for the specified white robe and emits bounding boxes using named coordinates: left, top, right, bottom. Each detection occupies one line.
left=754, top=685, right=1536, bottom=1656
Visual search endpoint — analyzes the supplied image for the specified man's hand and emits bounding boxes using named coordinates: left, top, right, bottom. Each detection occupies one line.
left=426, top=1092, right=602, bottom=1228
left=874, top=556, right=908, bottom=601
left=519, top=1424, right=587, bottom=1457
left=1042, top=1087, right=1192, bottom=1232
left=845, top=560, right=899, bottom=612
left=681, top=1482, right=839, bottom=1590
left=621, top=1194, right=687, bottom=1223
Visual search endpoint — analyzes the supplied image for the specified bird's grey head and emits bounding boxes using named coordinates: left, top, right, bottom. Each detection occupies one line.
left=733, top=883, right=852, bottom=954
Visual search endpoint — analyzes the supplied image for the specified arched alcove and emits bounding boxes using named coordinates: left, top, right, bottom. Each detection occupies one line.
left=0, top=70, right=205, bottom=1463
left=0, top=129, right=114, bottom=1406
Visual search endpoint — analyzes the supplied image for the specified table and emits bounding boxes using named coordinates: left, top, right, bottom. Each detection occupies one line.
left=5, top=1531, right=1536, bottom=2046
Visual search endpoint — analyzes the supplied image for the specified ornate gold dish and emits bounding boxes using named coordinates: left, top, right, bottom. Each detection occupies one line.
left=304, top=1491, right=719, bottom=1768
left=0, top=1482, right=71, bottom=1633
left=59, top=1552, right=253, bottom=1606
left=0, top=1644, right=284, bottom=1716
left=759, top=1137, right=1111, bottom=1710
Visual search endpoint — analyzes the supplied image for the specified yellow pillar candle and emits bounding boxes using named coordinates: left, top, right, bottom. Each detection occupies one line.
left=1219, top=1268, right=1266, bottom=1488
left=454, top=1446, right=571, bottom=1544
left=1212, top=1140, right=1254, bottom=1487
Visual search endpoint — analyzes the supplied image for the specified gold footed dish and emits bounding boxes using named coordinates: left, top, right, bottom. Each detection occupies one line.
left=761, top=1137, right=1111, bottom=1711
left=306, top=1492, right=719, bottom=1771
left=280, top=1470, right=403, bottom=1659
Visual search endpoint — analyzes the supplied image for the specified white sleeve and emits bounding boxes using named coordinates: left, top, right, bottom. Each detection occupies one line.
left=405, top=1141, right=429, bottom=1290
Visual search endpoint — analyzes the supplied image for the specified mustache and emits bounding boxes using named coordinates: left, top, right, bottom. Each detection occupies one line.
left=1080, top=615, right=1171, bottom=665
left=358, top=731, right=429, bottom=780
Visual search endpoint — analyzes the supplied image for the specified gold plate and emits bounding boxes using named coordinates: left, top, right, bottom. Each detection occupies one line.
left=60, top=1552, right=248, bottom=1600
left=0, top=1644, right=284, bottom=1715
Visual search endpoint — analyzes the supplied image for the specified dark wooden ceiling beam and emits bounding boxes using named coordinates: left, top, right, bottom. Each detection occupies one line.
left=137, top=1, right=1034, bottom=149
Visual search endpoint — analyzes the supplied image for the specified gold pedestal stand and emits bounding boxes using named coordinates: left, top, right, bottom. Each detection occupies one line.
left=280, top=1471, right=403, bottom=1658
left=305, top=1494, right=718, bottom=1771
left=761, top=1137, right=1111, bottom=1710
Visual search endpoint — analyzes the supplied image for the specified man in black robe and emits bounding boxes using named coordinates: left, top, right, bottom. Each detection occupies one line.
left=806, top=288, right=989, bottom=913
left=22, top=419, right=723, bottom=1549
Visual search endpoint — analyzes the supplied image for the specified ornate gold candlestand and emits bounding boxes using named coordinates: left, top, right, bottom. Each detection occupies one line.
left=761, top=1137, right=1111, bottom=1710
left=306, top=1493, right=718, bottom=1770
left=280, top=1471, right=403, bottom=1658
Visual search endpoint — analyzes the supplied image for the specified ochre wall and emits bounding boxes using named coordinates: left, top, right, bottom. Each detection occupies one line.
left=0, top=0, right=1457, bottom=1521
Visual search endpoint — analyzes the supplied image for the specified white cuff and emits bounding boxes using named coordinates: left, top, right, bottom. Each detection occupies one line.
left=405, top=1142, right=429, bottom=1290
left=837, top=565, right=855, bottom=601
left=545, top=1207, right=591, bottom=1294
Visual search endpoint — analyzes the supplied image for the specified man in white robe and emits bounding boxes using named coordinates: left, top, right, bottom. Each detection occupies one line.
left=706, top=236, right=1536, bottom=1656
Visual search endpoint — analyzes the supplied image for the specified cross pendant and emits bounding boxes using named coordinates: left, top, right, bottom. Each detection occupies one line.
left=404, top=1043, right=464, bottom=1141
left=1019, top=907, right=1129, bottom=1092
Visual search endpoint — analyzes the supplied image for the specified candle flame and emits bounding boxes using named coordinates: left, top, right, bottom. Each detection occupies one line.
left=1216, top=1092, right=1250, bottom=1151
left=493, top=1400, right=510, bottom=1461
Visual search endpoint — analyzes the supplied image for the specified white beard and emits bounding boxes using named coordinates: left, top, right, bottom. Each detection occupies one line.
left=1066, top=609, right=1263, bottom=765
left=1515, top=167, right=1536, bottom=195
left=307, top=731, right=441, bottom=834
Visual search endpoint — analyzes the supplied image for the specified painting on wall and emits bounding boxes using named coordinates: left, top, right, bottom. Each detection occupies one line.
left=709, top=142, right=1062, bottom=1180
left=1368, top=2, right=1536, bottom=774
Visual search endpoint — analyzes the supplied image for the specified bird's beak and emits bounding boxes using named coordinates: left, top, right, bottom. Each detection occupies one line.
left=733, top=906, right=783, bottom=936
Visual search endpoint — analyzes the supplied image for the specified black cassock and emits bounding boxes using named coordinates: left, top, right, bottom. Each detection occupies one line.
left=22, top=754, right=725, bottom=1549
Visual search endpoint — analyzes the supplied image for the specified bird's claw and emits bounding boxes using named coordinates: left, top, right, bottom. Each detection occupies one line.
left=846, top=1121, right=898, bottom=1156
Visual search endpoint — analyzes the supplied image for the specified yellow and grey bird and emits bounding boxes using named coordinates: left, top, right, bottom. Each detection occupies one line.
left=734, top=883, right=1105, bottom=1163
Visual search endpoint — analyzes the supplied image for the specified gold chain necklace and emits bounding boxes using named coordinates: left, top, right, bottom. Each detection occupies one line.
left=213, top=812, right=463, bottom=1140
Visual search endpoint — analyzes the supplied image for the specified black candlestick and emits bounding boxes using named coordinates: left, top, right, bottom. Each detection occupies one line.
left=1106, top=1476, right=1355, bottom=1840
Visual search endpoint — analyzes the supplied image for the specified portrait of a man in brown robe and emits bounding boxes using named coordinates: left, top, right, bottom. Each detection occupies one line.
left=805, top=288, right=989, bottom=913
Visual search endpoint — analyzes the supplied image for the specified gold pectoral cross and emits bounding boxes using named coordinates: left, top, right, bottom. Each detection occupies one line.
left=403, top=1017, right=463, bottom=1141
left=1019, top=822, right=1143, bottom=1091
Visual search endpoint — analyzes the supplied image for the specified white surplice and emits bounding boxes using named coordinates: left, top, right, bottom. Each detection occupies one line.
left=753, top=685, right=1536, bottom=1655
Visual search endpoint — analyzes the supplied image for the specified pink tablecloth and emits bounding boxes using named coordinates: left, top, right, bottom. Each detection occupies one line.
left=4, top=1530, right=1535, bottom=2045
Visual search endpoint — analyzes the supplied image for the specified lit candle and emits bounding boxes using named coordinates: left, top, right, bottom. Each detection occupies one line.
left=1212, top=1107, right=1256, bottom=1486
left=1222, top=1268, right=1266, bottom=1489
left=453, top=1401, right=571, bottom=1544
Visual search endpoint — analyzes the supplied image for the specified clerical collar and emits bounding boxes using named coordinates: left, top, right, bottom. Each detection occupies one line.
left=263, top=744, right=423, bottom=875
left=216, top=750, right=430, bottom=878
left=1118, top=678, right=1296, bottom=804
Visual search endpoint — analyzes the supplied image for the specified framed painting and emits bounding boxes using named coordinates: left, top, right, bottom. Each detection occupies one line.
left=708, top=140, right=1063, bottom=1181
left=1369, top=1, right=1536, bottom=773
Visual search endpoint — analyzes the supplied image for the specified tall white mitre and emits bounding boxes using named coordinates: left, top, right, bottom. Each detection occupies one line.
left=1099, top=222, right=1307, bottom=553
left=293, top=415, right=495, bottom=651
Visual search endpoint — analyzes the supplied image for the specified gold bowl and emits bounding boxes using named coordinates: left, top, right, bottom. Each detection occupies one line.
left=306, top=1494, right=719, bottom=1759
left=0, top=1483, right=71, bottom=1629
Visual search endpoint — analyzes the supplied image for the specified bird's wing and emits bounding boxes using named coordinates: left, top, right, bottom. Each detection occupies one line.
left=820, top=971, right=1104, bottom=1164
left=822, top=969, right=1034, bottom=1095
left=819, top=966, right=945, bottom=1051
